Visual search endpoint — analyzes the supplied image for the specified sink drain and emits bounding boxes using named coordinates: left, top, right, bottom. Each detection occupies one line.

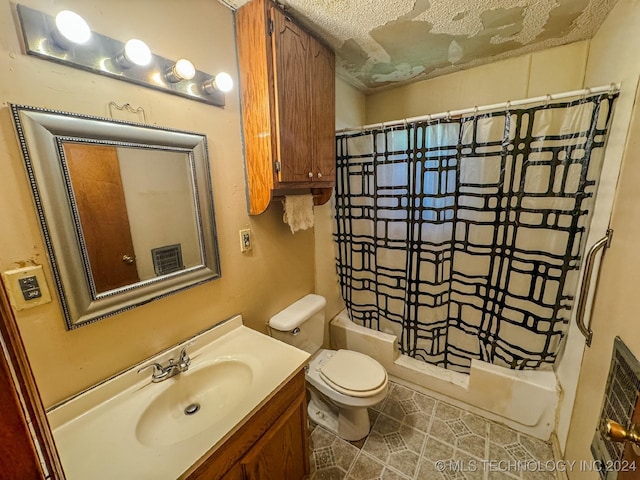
left=184, top=403, right=201, bottom=415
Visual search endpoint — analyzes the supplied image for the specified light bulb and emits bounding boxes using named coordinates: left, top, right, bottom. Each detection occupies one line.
left=120, top=39, right=152, bottom=67
left=202, top=72, right=233, bottom=95
left=54, top=10, right=91, bottom=46
left=214, top=72, right=233, bottom=92
left=165, top=58, right=196, bottom=82
left=174, top=59, right=196, bottom=80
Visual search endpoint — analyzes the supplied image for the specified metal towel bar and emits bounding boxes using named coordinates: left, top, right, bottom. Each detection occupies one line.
left=575, top=228, right=614, bottom=347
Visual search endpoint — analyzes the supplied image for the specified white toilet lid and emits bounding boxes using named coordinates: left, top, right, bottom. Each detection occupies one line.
left=319, top=350, right=387, bottom=397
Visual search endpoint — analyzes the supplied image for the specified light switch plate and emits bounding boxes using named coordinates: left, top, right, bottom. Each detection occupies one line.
left=2, top=265, right=52, bottom=311
left=239, top=228, right=252, bottom=252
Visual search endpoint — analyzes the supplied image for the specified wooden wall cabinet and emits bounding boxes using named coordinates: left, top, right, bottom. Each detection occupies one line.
left=236, top=0, right=336, bottom=215
left=182, top=369, right=309, bottom=480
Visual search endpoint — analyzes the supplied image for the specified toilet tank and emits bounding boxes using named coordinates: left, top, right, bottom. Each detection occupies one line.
left=268, top=294, right=326, bottom=355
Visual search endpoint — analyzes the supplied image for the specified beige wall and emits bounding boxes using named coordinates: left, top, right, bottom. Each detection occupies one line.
left=0, top=0, right=314, bottom=407
left=365, top=41, right=589, bottom=124
left=334, top=77, right=367, bottom=131
left=314, top=77, right=366, bottom=332
left=118, top=148, right=201, bottom=281
left=563, top=0, right=640, bottom=476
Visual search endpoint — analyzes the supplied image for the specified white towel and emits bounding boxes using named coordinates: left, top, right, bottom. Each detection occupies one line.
left=283, top=194, right=314, bottom=233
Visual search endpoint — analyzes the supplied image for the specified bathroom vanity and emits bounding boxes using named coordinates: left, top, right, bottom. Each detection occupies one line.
left=47, top=317, right=310, bottom=479
left=184, top=370, right=307, bottom=479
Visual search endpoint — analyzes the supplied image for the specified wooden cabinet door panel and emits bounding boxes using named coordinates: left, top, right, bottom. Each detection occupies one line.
left=235, top=0, right=275, bottom=214
left=220, top=463, right=243, bottom=480
left=271, top=7, right=312, bottom=184
left=310, top=38, right=336, bottom=183
left=241, top=393, right=308, bottom=480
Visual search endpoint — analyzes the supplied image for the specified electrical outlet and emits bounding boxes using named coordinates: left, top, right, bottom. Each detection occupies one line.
left=2, top=265, right=52, bottom=311
left=239, top=229, right=252, bottom=252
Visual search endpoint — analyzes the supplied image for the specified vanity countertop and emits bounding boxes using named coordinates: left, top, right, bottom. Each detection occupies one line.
left=47, top=316, right=309, bottom=480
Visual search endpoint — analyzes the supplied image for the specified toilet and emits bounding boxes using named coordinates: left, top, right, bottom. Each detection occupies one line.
left=269, top=294, right=388, bottom=441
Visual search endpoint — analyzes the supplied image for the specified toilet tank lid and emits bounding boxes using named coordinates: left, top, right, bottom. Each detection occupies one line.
left=269, top=294, right=326, bottom=331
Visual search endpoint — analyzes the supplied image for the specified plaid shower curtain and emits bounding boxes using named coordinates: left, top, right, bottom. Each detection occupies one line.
left=334, top=93, right=617, bottom=373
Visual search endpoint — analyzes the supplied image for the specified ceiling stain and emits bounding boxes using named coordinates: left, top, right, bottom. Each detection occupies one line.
left=452, top=11, right=468, bottom=21
left=534, top=0, right=588, bottom=42
left=480, top=7, right=524, bottom=33
left=387, top=0, right=433, bottom=24
left=225, top=0, right=619, bottom=93
left=337, top=39, right=370, bottom=73
left=447, top=39, right=464, bottom=63
left=371, top=62, right=425, bottom=83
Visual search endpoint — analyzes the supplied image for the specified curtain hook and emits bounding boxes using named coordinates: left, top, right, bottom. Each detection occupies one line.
left=544, top=94, right=551, bottom=107
left=608, top=83, right=616, bottom=98
left=473, top=106, right=479, bottom=118
left=505, top=101, right=511, bottom=113
left=582, top=87, right=591, bottom=101
left=403, top=118, right=408, bottom=129
left=445, top=111, right=451, bottom=121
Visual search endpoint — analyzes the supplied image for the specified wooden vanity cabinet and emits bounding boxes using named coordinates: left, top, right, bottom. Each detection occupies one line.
left=182, top=369, right=309, bottom=480
left=236, top=0, right=336, bottom=215
left=240, top=393, right=308, bottom=479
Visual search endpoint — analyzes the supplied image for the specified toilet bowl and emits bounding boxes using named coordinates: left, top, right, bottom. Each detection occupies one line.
left=305, top=349, right=388, bottom=440
left=268, top=294, right=388, bottom=441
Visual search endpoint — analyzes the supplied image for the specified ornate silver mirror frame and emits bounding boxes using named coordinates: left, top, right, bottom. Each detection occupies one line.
left=11, top=104, right=221, bottom=329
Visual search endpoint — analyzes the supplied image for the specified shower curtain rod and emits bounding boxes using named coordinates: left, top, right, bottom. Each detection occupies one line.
left=338, top=83, right=621, bottom=134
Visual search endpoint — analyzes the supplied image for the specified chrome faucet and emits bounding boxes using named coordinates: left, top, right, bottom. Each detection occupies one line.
left=137, top=345, right=191, bottom=383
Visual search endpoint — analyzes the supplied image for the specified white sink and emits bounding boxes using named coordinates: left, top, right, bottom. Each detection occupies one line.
left=47, top=316, right=309, bottom=480
left=136, top=356, right=258, bottom=447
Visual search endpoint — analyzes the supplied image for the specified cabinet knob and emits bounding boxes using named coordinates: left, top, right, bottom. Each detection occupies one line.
left=317, top=172, right=322, bottom=179
left=308, top=172, right=313, bottom=178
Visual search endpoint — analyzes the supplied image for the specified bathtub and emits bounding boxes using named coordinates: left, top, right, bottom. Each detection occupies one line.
left=330, top=309, right=559, bottom=441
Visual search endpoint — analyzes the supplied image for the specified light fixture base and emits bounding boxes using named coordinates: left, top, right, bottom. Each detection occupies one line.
left=15, top=4, right=226, bottom=108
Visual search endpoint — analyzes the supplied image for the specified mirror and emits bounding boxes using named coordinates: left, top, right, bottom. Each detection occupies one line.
left=11, top=104, right=221, bottom=329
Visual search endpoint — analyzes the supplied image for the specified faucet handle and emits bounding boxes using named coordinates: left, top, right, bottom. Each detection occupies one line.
left=178, top=345, right=191, bottom=368
left=137, top=362, right=166, bottom=378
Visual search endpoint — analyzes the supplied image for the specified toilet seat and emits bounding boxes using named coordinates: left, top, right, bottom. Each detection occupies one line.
left=319, top=349, right=387, bottom=398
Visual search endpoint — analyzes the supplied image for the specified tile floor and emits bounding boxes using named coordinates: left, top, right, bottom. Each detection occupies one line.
left=309, top=381, right=558, bottom=480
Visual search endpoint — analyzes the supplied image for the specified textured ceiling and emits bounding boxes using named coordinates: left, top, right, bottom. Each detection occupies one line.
left=225, top=0, right=618, bottom=93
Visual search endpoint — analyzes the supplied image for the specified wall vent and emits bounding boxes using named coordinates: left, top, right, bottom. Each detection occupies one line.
left=591, top=337, right=640, bottom=479
left=151, top=244, right=184, bottom=276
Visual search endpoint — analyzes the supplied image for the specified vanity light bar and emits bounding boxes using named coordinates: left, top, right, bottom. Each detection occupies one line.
left=15, top=4, right=227, bottom=108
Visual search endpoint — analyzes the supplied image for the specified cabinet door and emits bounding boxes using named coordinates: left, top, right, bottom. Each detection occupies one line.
left=220, top=463, right=243, bottom=480
left=270, top=7, right=313, bottom=184
left=240, top=394, right=309, bottom=480
left=235, top=0, right=276, bottom=215
left=309, top=38, right=336, bottom=183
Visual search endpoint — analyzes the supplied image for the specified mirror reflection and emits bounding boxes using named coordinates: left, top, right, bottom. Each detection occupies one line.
left=62, top=143, right=202, bottom=294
